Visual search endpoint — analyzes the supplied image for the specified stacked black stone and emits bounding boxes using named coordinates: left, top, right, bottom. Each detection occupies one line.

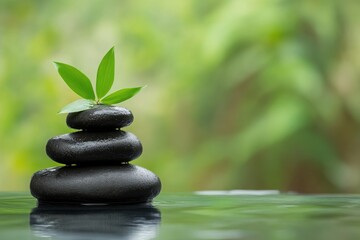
left=30, top=105, right=161, bottom=204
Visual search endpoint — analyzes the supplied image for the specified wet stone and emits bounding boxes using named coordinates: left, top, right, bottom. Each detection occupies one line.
left=31, top=104, right=161, bottom=205
left=30, top=164, right=162, bottom=204
left=66, top=105, right=133, bottom=130
left=46, top=131, right=142, bottom=165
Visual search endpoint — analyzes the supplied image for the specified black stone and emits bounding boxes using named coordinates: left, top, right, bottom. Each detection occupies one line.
left=30, top=165, right=161, bottom=204
left=67, top=105, right=133, bottom=130
left=46, top=130, right=142, bottom=165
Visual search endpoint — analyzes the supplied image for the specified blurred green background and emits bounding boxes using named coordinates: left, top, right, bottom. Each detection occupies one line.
left=0, top=0, right=360, bottom=193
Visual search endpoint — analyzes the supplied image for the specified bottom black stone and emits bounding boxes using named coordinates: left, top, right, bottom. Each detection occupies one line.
left=30, top=164, right=161, bottom=204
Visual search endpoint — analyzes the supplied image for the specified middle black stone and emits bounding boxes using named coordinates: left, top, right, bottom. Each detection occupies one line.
left=46, top=131, right=142, bottom=165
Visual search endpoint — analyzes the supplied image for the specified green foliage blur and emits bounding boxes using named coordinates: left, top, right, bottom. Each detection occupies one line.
left=0, top=0, right=359, bottom=193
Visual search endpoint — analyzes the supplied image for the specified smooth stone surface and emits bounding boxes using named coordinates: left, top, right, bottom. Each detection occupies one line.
left=30, top=165, right=161, bottom=204
left=46, top=131, right=142, bottom=165
left=67, top=105, right=133, bottom=130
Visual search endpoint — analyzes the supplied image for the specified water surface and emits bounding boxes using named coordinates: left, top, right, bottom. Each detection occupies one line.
left=1, top=192, right=360, bottom=239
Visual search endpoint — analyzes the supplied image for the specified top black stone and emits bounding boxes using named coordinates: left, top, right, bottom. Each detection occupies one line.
left=66, top=105, right=133, bottom=130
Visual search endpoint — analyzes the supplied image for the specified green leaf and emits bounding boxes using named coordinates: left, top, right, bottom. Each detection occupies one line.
left=96, top=47, right=115, bottom=99
left=101, top=86, right=145, bottom=105
left=54, top=62, right=95, bottom=100
left=59, top=99, right=96, bottom=114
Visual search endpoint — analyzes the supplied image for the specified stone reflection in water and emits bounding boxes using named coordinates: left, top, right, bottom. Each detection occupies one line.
left=29, top=203, right=161, bottom=240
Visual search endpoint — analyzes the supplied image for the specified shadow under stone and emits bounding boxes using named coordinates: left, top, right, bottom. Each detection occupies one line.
left=29, top=203, right=161, bottom=240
